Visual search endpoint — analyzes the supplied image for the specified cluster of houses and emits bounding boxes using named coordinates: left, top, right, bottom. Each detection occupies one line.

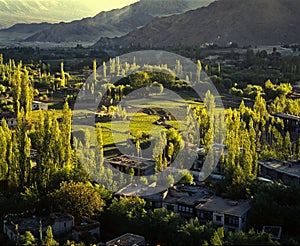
left=2, top=159, right=297, bottom=245
left=3, top=210, right=148, bottom=246
left=3, top=212, right=146, bottom=246
left=116, top=182, right=250, bottom=234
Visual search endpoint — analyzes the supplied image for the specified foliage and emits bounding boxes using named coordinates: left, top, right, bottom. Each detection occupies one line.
left=178, top=169, right=194, bottom=185
left=42, top=225, right=59, bottom=246
left=210, top=227, right=224, bottom=246
left=177, top=219, right=215, bottom=246
left=19, top=231, right=36, bottom=246
left=225, top=229, right=279, bottom=245
left=249, top=183, right=300, bottom=235
left=108, top=196, right=147, bottom=220
left=49, top=181, right=105, bottom=217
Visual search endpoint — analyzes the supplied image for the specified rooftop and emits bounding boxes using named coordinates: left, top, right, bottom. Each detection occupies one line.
left=32, top=100, right=47, bottom=104
left=4, top=213, right=74, bottom=235
left=0, top=112, right=17, bottom=119
left=164, top=185, right=213, bottom=206
left=106, top=233, right=146, bottom=246
left=196, top=196, right=250, bottom=216
left=115, top=183, right=168, bottom=201
left=74, top=216, right=100, bottom=232
left=258, top=159, right=300, bottom=179
left=106, top=155, right=155, bottom=170
left=273, top=112, right=300, bottom=121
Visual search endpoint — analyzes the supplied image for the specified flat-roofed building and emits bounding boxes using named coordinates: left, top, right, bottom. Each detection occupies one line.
left=273, top=113, right=300, bottom=141
left=258, top=159, right=300, bottom=185
left=196, top=197, right=250, bottom=232
left=162, top=185, right=213, bottom=219
left=105, top=233, right=146, bottom=246
left=3, top=213, right=74, bottom=242
left=73, top=216, right=101, bottom=242
left=105, top=155, right=155, bottom=176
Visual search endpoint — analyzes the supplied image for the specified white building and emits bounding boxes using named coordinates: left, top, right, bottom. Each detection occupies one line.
left=32, top=101, right=48, bottom=111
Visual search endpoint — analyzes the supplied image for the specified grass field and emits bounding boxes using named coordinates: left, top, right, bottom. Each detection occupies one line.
left=31, top=109, right=64, bottom=122
left=70, top=93, right=207, bottom=156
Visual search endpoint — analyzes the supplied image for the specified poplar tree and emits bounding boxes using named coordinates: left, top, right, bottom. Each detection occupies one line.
left=60, top=62, right=66, bottom=87
left=1, top=119, right=14, bottom=184
left=196, top=60, right=202, bottom=82
left=103, top=61, right=107, bottom=78
left=93, top=59, right=97, bottom=83
left=15, top=109, right=31, bottom=187
left=20, top=68, right=34, bottom=117
left=95, top=123, right=104, bottom=172
left=42, top=225, right=59, bottom=246
left=0, top=122, right=8, bottom=180
left=60, top=102, right=72, bottom=167
left=11, top=67, right=21, bottom=114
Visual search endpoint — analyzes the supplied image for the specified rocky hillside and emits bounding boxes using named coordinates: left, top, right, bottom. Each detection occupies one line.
left=94, top=0, right=300, bottom=47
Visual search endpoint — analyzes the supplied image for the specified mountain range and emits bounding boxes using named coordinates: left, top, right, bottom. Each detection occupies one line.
left=94, top=0, right=300, bottom=47
left=22, top=0, right=213, bottom=43
left=1, top=0, right=299, bottom=47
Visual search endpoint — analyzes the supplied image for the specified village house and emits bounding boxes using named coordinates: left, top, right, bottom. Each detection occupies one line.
left=0, top=112, right=17, bottom=129
left=104, top=233, right=146, bottom=246
left=115, top=182, right=168, bottom=209
left=161, top=185, right=213, bottom=219
left=105, top=155, right=156, bottom=176
left=32, top=100, right=48, bottom=111
left=196, top=196, right=250, bottom=233
left=273, top=113, right=300, bottom=141
left=3, top=213, right=74, bottom=242
left=258, top=159, right=300, bottom=185
left=191, top=144, right=228, bottom=181
left=3, top=212, right=101, bottom=243
left=73, top=216, right=101, bottom=242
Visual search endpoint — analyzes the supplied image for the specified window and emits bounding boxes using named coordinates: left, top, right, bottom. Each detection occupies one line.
left=198, top=210, right=213, bottom=220
left=178, top=205, right=193, bottom=213
left=167, top=205, right=174, bottom=211
left=215, top=215, right=222, bottom=222
left=225, top=215, right=239, bottom=227
left=64, top=222, right=66, bottom=228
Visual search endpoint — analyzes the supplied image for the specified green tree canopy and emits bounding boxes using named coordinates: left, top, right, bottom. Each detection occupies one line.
left=50, top=181, right=105, bottom=217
